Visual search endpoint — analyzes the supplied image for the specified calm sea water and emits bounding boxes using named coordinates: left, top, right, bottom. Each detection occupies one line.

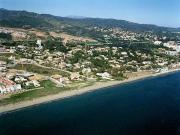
left=0, top=72, right=180, bottom=135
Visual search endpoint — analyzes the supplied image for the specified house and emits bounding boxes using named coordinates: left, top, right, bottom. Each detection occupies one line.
left=51, top=75, right=70, bottom=85
left=0, top=77, right=22, bottom=94
left=36, top=39, right=43, bottom=50
left=96, top=72, right=111, bottom=79
left=176, top=45, right=180, bottom=53
left=16, top=72, right=34, bottom=78
left=50, top=76, right=62, bottom=86
left=28, top=74, right=44, bottom=81
left=14, top=76, right=27, bottom=83
left=163, top=41, right=177, bottom=50
left=70, top=72, right=80, bottom=80
left=0, top=61, right=7, bottom=72
left=158, top=62, right=168, bottom=66
left=160, top=67, right=169, bottom=73
left=25, top=80, right=40, bottom=87
left=82, top=68, right=91, bottom=74
left=154, top=41, right=162, bottom=45
left=36, top=39, right=42, bottom=46
left=121, top=52, right=128, bottom=56
left=166, top=51, right=178, bottom=56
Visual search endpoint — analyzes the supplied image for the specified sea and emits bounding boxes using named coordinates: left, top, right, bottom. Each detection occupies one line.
left=0, top=71, right=180, bottom=135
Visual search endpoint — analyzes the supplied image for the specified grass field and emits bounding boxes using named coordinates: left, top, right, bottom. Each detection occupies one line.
left=0, top=80, right=96, bottom=106
left=0, top=80, right=70, bottom=106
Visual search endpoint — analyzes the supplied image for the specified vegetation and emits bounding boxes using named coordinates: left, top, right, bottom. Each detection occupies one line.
left=0, top=8, right=178, bottom=40
left=0, top=80, right=96, bottom=106
left=0, top=80, right=70, bottom=106
left=13, top=64, right=70, bottom=77
left=0, top=9, right=179, bottom=107
left=69, top=50, right=86, bottom=64
left=44, top=37, right=69, bottom=52
left=0, top=32, right=12, bottom=41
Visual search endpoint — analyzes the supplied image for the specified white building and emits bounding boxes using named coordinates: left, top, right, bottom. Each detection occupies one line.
left=36, top=39, right=42, bottom=46
left=0, top=77, right=22, bottom=94
left=176, top=45, right=180, bottom=53
left=166, top=51, right=178, bottom=56
left=154, top=41, right=162, bottom=45
left=163, top=41, right=177, bottom=50
left=36, top=39, right=43, bottom=50
left=25, top=80, right=40, bottom=87
left=0, top=61, right=7, bottom=72
left=96, top=72, right=111, bottom=79
left=82, top=68, right=91, bottom=74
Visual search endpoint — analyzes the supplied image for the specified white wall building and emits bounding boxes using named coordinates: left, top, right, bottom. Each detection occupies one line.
left=154, top=41, right=162, bottom=45
left=96, top=72, right=111, bottom=79
left=0, top=77, right=22, bottom=94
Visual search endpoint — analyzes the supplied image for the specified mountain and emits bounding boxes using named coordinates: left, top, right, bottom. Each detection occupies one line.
left=0, top=8, right=178, bottom=37
left=66, top=15, right=88, bottom=19
left=0, top=8, right=63, bottom=29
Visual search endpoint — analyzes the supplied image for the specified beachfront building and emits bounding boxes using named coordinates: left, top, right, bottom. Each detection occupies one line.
left=0, top=77, right=22, bottom=94
left=25, top=80, right=40, bottom=88
left=70, top=72, right=80, bottom=81
left=96, top=72, right=112, bottom=80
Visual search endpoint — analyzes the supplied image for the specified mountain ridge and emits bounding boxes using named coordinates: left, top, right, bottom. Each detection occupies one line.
left=0, top=8, right=179, bottom=37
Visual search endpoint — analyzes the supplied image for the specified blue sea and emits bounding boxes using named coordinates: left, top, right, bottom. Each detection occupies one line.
left=0, top=72, right=180, bottom=135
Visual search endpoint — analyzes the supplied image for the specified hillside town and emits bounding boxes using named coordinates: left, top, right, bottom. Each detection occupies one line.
left=0, top=27, right=180, bottom=95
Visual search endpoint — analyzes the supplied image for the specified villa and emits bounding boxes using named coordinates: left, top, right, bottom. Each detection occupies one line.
left=0, top=77, right=22, bottom=94
left=96, top=72, right=111, bottom=80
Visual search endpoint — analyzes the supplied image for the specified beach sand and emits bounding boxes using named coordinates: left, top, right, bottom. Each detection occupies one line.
left=0, top=69, right=179, bottom=114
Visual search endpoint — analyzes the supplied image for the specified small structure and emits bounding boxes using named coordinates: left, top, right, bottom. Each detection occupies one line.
left=36, top=39, right=43, bottom=50
left=50, top=75, right=68, bottom=87
left=160, top=67, right=169, bottom=73
left=82, top=68, right=91, bottom=74
left=96, top=72, right=111, bottom=80
left=70, top=72, right=80, bottom=81
left=14, top=76, right=27, bottom=83
left=166, top=51, right=178, bottom=56
left=154, top=41, right=162, bottom=45
left=0, top=61, right=7, bottom=72
left=25, top=80, right=40, bottom=88
left=36, top=39, right=42, bottom=46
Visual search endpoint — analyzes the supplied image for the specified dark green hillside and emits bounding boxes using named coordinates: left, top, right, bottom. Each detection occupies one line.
left=0, top=8, right=178, bottom=38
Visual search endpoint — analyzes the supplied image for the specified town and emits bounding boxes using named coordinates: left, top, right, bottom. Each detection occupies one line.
left=0, top=26, right=180, bottom=104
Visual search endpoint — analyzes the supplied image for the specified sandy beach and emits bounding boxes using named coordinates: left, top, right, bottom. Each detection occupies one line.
left=0, top=69, right=179, bottom=114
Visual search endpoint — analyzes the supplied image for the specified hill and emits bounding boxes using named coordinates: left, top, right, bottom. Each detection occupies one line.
left=0, top=8, right=179, bottom=39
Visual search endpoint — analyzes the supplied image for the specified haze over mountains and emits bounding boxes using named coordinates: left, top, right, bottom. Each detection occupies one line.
left=0, top=8, right=179, bottom=38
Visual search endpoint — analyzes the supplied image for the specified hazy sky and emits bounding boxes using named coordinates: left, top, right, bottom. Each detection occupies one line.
left=0, top=0, right=180, bottom=27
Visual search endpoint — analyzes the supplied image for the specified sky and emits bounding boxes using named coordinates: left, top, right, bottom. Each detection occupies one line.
left=0, top=0, right=180, bottom=28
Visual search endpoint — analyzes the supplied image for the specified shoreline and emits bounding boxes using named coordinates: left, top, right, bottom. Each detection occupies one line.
left=0, top=69, right=179, bottom=114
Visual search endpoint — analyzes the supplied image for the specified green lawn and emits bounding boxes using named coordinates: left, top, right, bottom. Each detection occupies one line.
left=0, top=80, right=70, bottom=106
left=0, top=80, right=96, bottom=106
